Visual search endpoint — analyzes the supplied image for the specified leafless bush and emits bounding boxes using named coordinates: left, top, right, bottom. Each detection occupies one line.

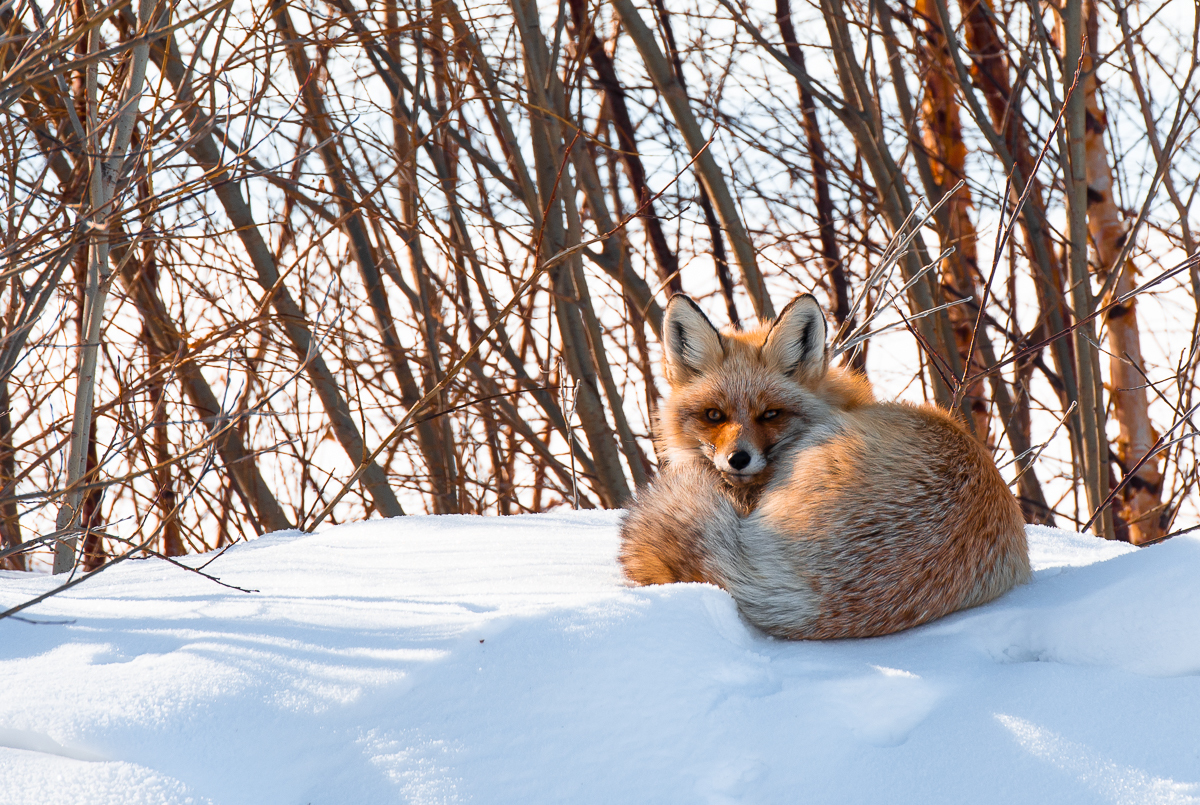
left=0, top=0, right=1196, bottom=584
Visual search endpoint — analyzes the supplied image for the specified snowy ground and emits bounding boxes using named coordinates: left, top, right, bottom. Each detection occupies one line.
left=0, top=512, right=1197, bottom=804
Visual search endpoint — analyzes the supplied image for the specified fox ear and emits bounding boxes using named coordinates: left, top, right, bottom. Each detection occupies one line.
left=662, top=295, right=724, bottom=384
left=762, top=294, right=827, bottom=381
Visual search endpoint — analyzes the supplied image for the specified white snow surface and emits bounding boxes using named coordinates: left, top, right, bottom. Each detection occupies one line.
left=0, top=512, right=1197, bottom=804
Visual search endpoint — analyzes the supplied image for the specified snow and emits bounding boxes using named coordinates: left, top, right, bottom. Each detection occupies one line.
left=1, top=512, right=1198, bottom=804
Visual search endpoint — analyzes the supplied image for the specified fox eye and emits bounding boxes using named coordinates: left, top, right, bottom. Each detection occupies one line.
left=760, top=409, right=781, bottom=421
left=704, top=408, right=725, bottom=423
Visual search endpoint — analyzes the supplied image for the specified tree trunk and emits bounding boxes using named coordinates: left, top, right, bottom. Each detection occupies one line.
left=914, top=0, right=991, bottom=442
left=0, top=380, right=22, bottom=571
left=511, top=0, right=633, bottom=506
left=951, top=0, right=1091, bottom=519
left=1063, top=0, right=1116, bottom=539
left=1081, top=0, right=1161, bottom=543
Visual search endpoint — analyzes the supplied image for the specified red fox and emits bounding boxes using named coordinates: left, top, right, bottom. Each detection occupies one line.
left=619, top=293, right=1031, bottom=639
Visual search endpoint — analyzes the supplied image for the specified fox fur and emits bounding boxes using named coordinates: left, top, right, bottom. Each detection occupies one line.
left=619, top=293, right=1031, bottom=639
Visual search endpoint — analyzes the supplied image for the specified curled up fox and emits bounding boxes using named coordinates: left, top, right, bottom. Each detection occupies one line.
left=619, top=293, right=1031, bottom=639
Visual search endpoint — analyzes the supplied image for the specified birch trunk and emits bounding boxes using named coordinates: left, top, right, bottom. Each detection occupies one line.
left=875, top=0, right=1053, bottom=520
left=816, top=0, right=965, bottom=408
left=1082, top=0, right=1162, bottom=543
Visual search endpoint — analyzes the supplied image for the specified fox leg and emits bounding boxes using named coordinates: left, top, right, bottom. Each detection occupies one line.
left=618, top=464, right=739, bottom=585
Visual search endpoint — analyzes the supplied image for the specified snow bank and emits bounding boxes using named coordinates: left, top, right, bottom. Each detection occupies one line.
left=0, top=513, right=1197, bottom=804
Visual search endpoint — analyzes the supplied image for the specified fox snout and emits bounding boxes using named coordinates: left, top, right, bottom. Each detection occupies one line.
left=711, top=442, right=768, bottom=482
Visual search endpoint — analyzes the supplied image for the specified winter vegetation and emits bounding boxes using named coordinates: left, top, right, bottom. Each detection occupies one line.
left=0, top=0, right=1197, bottom=580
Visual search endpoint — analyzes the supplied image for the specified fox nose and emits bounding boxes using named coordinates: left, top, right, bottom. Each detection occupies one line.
left=728, top=450, right=751, bottom=470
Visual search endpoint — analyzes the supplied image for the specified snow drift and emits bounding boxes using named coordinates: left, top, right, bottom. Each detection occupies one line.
left=0, top=512, right=1197, bottom=804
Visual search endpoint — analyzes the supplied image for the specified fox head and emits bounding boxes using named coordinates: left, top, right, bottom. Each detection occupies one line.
left=657, top=293, right=866, bottom=487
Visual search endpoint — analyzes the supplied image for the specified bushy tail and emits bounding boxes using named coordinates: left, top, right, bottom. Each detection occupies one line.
left=619, top=464, right=735, bottom=585
left=620, top=465, right=818, bottom=637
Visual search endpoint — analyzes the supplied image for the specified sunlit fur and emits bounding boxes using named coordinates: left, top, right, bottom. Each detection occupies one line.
left=620, top=294, right=1031, bottom=640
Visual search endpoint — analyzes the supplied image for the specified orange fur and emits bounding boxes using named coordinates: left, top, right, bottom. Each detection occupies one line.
left=620, top=294, right=1030, bottom=639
